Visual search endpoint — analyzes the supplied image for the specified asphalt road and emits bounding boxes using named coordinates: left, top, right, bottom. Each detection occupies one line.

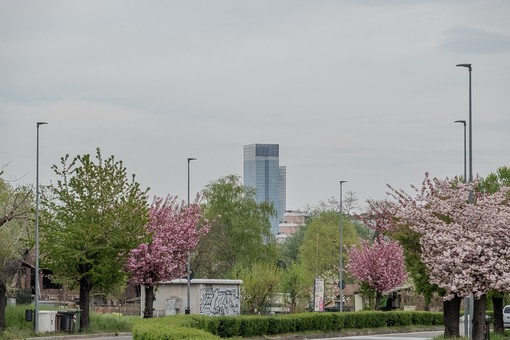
left=30, top=332, right=442, bottom=340
left=323, top=330, right=444, bottom=339
left=76, top=336, right=132, bottom=340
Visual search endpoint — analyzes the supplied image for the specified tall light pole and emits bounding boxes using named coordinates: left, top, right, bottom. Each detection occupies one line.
left=455, top=119, right=469, bottom=337
left=456, top=64, right=472, bottom=183
left=454, top=120, right=467, bottom=182
left=185, top=157, right=196, bottom=315
left=35, top=122, right=47, bottom=335
left=456, top=63, right=473, bottom=339
left=339, top=180, right=347, bottom=312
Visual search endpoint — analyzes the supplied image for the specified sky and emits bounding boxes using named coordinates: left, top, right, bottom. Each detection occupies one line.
left=1, top=1, right=509, bottom=212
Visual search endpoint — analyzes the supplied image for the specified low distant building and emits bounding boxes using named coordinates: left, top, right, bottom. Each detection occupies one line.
left=276, top=210, right=308, bottom=243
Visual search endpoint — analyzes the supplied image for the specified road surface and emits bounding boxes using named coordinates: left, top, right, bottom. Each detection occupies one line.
left=322, top=330, right=444, bottom=339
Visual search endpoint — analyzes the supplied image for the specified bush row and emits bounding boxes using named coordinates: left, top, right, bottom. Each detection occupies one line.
left=132, top=316, right=220, bottom=340
left=132, top=311, right=443, bottom=339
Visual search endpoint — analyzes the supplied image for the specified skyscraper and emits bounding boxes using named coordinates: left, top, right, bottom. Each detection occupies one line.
left=243, top=144, right=286, bottom=235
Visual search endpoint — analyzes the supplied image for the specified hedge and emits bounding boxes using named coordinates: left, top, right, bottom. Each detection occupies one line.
left=132, top=311, right=443, bottom=339
left=132, top=316, right=221, bottom=340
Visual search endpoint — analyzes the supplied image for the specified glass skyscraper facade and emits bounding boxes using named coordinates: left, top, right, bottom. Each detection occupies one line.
left=243, top=144, right=286, bottom=235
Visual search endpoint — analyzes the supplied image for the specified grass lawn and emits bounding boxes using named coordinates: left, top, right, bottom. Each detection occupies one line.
left=1, top=304, right=138, bottom=339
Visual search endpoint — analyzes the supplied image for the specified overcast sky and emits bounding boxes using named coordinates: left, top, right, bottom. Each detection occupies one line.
left=1, top=1, right=509, bottom=212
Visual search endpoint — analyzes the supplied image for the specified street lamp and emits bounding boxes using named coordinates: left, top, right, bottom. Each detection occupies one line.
left=456, top=64, right=472, bottom=183
left=454, top=120, right=467, bottom=182
left=456, top=63, right=473, bottom=339
left=35, top=121, right=47, bottom=335
left=185, top=157, right=196, bottom=315
left=455, top=119, right=469, bottom=337
left=339, top=180, right=347, bottom=312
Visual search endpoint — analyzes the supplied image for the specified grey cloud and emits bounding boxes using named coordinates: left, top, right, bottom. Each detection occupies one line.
left=439, top=27, right=510, bottom=54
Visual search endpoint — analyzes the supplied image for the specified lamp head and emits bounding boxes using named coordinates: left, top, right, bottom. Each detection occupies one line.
left=36, top=122, right=48, bottom=127
left=454, top=120, right=466, bottom=125
left=187, top=157, right=197, bottom=162
left=340, top=180, right=347, bottom=185
left=456, top=63, right=472, bottom=70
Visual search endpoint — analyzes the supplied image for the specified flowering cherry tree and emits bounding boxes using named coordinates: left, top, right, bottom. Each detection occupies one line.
left=390, top=174, right=510, bottom=340
left=346, top=237, right=407, bottom=309
left=125, top=195, right=210, bottom=318
left=357, top=199, right=398, bottom=237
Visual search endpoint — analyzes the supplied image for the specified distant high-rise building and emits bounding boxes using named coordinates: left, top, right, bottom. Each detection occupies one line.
left=279, top=166, right=286, bottom=220
left=243, top=144, right=286, bottom=235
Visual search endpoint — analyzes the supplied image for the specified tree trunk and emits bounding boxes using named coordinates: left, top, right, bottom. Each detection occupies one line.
left=0, top=281, right=6, bottom=332
left=375, top=291, right=382, bottom=311
left=492, top=294, right=504, bottom=334
left=423, top=291, right=431, bottom=311
left=443, top=295, right=461, bottom=337
left=79, top=275, right=93, bottom=331
left=472, top=294, right=487, bottom=340
left=144, top=285, right=155, bottom=318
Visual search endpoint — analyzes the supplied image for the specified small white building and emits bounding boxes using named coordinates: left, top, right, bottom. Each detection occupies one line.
left=141, top=279, right=242, bottom=317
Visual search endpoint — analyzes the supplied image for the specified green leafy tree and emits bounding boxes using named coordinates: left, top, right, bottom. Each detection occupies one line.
left=298, top=210, right=359, bottom=287
left=41, top=149, right=149, bottom=330
left=280, top=263, right=310, bottom=313
left=279, top=224, right=307, bottom=268
left=479, top=166, right=510, bottom=335
left=392, top=225, right=438, bottom=311
left=0, top=173, right=33, bottom=332
left=234, top=261, right=281, bottom=314
left=193, top=175, right=277, bottom=278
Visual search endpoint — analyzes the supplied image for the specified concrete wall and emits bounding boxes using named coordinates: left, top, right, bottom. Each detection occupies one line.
left=141, top=279, right=242, bottom=317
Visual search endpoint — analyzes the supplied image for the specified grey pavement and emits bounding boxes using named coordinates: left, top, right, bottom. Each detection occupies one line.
left=323, top=330, right=443, bottom=339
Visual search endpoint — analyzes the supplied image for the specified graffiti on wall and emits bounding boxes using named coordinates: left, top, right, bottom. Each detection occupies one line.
left=200, top=285, right=240, bottom=316
left=165, top=297, right=177, bottom=315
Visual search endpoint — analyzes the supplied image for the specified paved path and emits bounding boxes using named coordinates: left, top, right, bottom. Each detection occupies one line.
left=69, top=336, right=132, bottom=340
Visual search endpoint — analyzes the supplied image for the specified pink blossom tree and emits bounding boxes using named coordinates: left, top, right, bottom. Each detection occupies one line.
left=125, top=195, right=210, bottom=318
left=390, top=174, right=510, bottom=340
left=356, top=199, right=399, bottom=237
left=347, top=237, right=407, bottom=309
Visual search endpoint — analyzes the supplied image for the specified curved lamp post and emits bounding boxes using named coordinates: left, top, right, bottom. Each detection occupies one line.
left=35, top=122, right=48, bottom=335
left=456, top=63, right=473, bottom=339
left=456, top=64, right=472, bottom=182
left=185, top=157, right=196, bottom=314
left=454, top=120, right=467, bottom=182
left=339, top=180, right=347, bottom=312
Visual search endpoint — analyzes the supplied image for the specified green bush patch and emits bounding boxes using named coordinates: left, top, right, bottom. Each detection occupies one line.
left=132, top=311, right=443, bottom=339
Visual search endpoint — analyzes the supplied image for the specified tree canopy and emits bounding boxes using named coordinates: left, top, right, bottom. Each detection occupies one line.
left=41, top=148, right=149, bottom=329
left=125, top=195, right=210, bottom=317
left=347, top=237, right=407, bottom=309
left=298, top=210, right=358, bottom=282
left=193, top=174, right=277, bottom=279
left=0, top=176, right=33, bottom=331
left=391, top=173, right=510, bottom=339
left=393, top=175, right=510, bottom=299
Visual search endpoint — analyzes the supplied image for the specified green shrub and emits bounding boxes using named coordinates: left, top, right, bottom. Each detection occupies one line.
left=385, top=312, right=413, bottom=327
left=267, top=315, right=297, bottom=335
left=216, top=317, right=240, bottom=338
left=330, top=312, right=345, bottom=331
left=133, top=321, right=220, bottom=340
left=132, top=316, right=221, bottom=340
left=132, top=310, right=444, bottom=339
left=412, top=311, right=443, bottom=325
